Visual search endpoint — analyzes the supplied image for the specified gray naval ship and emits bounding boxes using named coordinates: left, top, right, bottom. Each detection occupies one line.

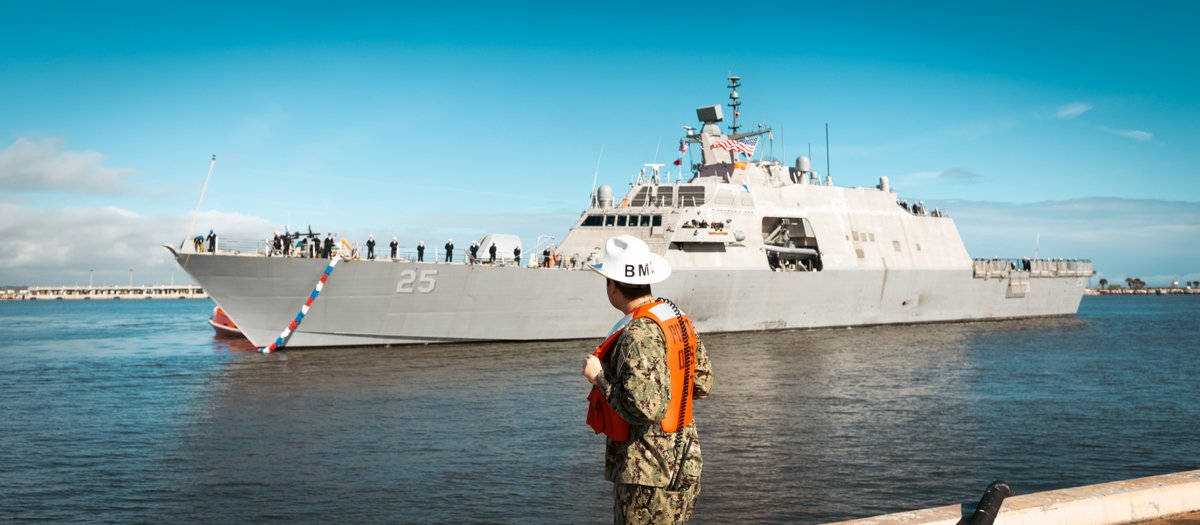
left=168, top=77, right=1093, bottom=349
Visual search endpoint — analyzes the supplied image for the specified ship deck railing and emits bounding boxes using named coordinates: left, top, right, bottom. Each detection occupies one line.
left=190, top=238, right=588, bottom=269
left=972, top=258, right=1094, bottom=279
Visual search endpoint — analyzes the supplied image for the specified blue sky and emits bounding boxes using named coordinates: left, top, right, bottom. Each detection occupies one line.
left=1, top=1, right=1197, bottom=286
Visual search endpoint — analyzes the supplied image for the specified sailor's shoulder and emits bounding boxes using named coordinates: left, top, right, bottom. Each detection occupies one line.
left=622, top=317, right=667, bottom=348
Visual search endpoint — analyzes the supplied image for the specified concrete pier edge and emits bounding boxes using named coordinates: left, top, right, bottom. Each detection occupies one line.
left=827, top=470, right=1200, bottom=525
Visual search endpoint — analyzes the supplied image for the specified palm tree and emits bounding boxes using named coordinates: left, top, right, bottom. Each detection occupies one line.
left=1099, top=278, right=1108, bottom=289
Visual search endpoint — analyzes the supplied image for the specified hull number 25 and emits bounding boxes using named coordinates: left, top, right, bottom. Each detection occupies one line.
left=396, top=269, right=437, bottom=293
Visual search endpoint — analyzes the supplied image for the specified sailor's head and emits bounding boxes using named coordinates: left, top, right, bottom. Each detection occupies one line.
left=591, top=235, right=671, bottom=308
left=369, top=235, right=373, bottom=239
left=590, top=235, right=671, bottom=285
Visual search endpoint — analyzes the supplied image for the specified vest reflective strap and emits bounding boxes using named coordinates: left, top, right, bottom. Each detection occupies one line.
left=585, top=300, right=698, bottom=441
left=638, top=302, right=698, bottom=433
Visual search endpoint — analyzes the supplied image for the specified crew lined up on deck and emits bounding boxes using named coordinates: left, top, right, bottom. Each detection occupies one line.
left=205, top=228, right=600, bottom=269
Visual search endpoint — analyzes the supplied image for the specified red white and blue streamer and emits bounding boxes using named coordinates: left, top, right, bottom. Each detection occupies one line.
left=259, top=257, right=340, bottom=353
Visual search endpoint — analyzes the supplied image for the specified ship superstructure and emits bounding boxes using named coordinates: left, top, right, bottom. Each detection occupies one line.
left=168, top=78, right=1092, bottom=349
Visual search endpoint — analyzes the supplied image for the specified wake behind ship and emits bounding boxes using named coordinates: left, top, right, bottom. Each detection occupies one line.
left=168, top=77, right=1093, bottom=350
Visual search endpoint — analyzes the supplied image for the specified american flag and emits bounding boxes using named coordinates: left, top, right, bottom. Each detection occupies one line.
left=710, top=136, right=759, bottom=157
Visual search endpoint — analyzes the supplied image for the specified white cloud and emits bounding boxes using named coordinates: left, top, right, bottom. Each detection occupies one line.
left=894, top=167, right=984, bottom=189
left=1055, top=102, right=1093, bottom=119
left=937, top=168, right=982, bottom=183
left=0, top=137, right=137, bottom=193
left=0, top=203, right=274, bottom=285
left=1114, top=129, right=1153, bottom=141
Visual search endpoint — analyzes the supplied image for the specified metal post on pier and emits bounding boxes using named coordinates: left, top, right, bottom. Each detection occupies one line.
left=965, top=480, right=1013, bottom=525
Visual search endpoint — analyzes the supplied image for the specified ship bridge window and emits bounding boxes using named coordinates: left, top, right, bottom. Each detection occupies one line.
left=629, top=188, right=650, bottom=207
left=579, top=214, right=663, bottom=228
left=630, top=187, right=677, bottom=207
left=762, top=217, right=823, bottom=272
left=677, top=186, right=706, bottom=207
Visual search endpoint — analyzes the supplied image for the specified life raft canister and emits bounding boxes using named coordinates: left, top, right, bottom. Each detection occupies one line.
left=586, top=300, right=698, bottom=442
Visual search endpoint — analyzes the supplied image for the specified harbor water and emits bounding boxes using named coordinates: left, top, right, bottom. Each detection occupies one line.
left=1, top=296, right=1197, bottom=523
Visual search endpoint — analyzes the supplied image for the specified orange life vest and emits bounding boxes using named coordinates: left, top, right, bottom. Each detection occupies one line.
left=586, top=300, right=698, bottom=442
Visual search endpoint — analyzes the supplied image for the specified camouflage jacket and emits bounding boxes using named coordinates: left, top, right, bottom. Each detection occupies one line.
left=592, top=316, right=713, bottom=487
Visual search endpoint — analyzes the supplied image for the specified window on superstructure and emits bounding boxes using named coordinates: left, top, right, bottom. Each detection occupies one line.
left=605, top=216, right=616, bottom=227
left=652, top=215, right=663, bottom=227
left=617, top=216, right=628, bottom=227
left=677, top=186, right=706, bottom=207
left=629, top=188, right=651, bottom=207
left=582, top=215, right=604, bottom=227
left=658, top=189, right=674, bottom=207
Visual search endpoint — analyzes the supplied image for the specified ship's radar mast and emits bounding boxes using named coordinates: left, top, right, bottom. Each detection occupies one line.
left=727, top=75, right=742, bottom=135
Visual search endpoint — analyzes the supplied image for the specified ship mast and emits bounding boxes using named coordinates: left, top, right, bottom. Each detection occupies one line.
left=727, top=75, right=741, bottom=135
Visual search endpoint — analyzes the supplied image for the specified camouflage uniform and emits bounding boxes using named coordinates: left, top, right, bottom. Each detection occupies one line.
left=592, top=316, right=713, bottom=524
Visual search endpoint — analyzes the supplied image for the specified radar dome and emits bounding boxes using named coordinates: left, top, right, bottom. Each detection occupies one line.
left=597, top=185, right=614, bottom=208
left=795, top=156, right=811, bottom=172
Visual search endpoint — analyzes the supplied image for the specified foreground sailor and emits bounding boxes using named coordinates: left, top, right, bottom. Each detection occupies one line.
left=582, top=235, right=713, bottom=524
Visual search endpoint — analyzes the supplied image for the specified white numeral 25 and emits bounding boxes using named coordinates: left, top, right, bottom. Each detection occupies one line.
left=396, top=269, right=437, bottom=293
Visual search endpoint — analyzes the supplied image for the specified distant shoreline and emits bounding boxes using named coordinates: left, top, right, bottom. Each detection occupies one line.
left=1086, top=288, right=1198, bottom=296
left=1, top=284, right=208, bottom=301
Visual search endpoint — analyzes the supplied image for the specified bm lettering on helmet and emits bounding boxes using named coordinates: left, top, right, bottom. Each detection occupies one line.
left=623, top=262, right=653, bottom=278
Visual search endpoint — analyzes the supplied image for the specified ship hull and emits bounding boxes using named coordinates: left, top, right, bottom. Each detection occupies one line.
left=171, top=249, right=1086, bottom=349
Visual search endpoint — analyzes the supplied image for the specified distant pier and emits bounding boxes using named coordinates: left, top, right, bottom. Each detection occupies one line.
left=1, top=285, right=208, bottom=301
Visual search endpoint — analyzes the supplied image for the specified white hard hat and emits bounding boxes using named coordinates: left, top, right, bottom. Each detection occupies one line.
left=590, top=235, right=671, bottom=285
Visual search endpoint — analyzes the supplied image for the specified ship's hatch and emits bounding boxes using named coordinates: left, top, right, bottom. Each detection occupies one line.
left=762, top=217, right=823, bottom=271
